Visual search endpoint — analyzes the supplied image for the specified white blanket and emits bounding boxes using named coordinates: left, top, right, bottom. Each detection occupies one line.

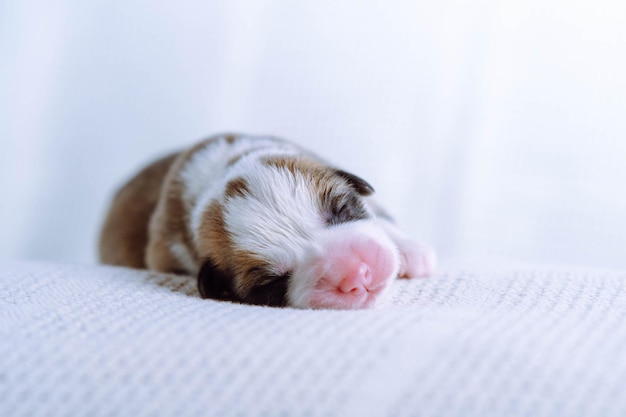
left=2, top=261, right=625, bottom=417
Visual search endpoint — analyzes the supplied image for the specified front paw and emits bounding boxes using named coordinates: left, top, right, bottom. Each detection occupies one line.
left=397, top=240, right=437, bottom=278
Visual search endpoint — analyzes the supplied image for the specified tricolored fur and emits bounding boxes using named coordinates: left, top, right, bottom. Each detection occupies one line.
left=99, top=134, right=436, bottom=309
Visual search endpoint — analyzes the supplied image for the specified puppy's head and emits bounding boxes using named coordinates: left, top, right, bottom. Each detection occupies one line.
left=195, top=156, right=399, bottom=309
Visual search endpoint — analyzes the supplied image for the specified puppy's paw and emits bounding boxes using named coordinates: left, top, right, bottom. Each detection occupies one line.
left=397, top=240, right=437, bottom=278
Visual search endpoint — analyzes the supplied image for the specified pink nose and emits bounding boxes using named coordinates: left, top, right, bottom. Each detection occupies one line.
left=337, top=263, right=373, bottom=294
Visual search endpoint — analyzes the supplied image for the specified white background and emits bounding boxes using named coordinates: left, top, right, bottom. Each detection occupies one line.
left=1, top=0, right=625, bottom=269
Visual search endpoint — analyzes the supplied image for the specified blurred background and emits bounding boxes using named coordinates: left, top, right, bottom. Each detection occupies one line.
left=1, top=0, right=625, bottom=269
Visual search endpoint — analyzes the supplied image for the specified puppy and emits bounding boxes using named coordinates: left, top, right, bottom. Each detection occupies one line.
left=99, top=134, right=436, bottom=309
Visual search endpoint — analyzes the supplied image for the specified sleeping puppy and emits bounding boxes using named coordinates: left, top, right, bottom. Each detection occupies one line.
left=99, top=134, right=436, bottom=309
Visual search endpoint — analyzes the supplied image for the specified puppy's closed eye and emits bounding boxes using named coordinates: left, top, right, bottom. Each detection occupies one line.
left=324, top=193, right=370, bottom=226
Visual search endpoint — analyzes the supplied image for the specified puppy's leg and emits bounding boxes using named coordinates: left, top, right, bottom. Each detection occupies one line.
left=378, top=219, right=436, bottom=278
left=365, top=204, right=435, bottom=278
left=394, top=233, right=437, bottom=278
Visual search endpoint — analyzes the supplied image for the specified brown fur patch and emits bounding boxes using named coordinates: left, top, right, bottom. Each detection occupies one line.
left=99, top=152, right=180, bottom=268
left=262, top=155, right=346, bottom=204
left=195, top=201, right=230, bottom=268
left=261, top=155, right=324, bottom=176
left=224, top=177, right=250, bottom=199
left=232, top=252, right=272, bottom=296
left=195, top=201, right=268, bottom=297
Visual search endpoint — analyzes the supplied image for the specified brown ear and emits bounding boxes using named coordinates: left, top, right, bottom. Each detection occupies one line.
left=335, top=169, right=375, bottom=196
left=197, top=259, right=237, bottom=301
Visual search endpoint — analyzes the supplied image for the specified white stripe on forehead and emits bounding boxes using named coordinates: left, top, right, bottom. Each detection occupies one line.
left=183, top=134, right=304, bottom=243
left=223, top=164, right=325, bottom=273
left=181, top=135, right=287, bottom=202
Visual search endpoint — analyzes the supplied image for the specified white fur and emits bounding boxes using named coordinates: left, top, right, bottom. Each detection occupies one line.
left=169, top=242, right=198, bottom=274
left=185, top=135, right=301, bottom=243
left=224, top=163, right=325, bottom=274
left=181, top=138, right=230, bottom=203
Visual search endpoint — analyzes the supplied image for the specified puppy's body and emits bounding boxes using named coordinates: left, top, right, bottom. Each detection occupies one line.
left=99, top=134, right=435, bottom=309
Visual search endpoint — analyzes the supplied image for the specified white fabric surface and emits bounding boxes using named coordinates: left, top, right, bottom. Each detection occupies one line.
left=2, top=261, right=625, bottom=417
left=2, top=1, right=626, bottom=269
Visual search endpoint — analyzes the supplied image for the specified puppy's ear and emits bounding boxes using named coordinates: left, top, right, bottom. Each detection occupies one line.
left=335, top=169, right=375, bottom=196
left=197, top=259, right=236, bottom=301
